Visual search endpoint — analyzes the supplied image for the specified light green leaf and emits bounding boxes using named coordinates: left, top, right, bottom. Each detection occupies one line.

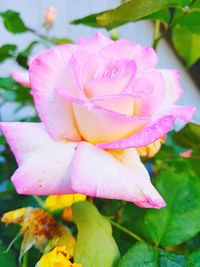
left=0, top=242, right=17, bottom=267
left=172, top=12, right=200, bottom=66
left=145, top=171, right=200, bottom=246
left=0, top=10, right=27, bottom=33
left=172, top=123, right=200, bottom=149
left=118, top=241, right=192, bottom=267
left=72, top=0, right=189, bottom=29
left=72, top=201, right=120, bottom=267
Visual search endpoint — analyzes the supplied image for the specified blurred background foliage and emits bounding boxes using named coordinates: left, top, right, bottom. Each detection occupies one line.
left=0, top=0, right=200, bottom=266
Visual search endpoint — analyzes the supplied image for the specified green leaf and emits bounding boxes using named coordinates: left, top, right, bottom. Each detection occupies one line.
left=72, top=201, right=120, bottom=267
left=0, top=44, right=17, bottom=63
left=72, top=0, right=190, bottom=30
left=118, top=241, right=158, bottom=267
left=145, top=171, right=200, bottom=246
left=16, top=41, right=38, bottom=68
left=143, top=9, right=170, bottom=24
left=0, top=10, right=27, bottom=33
left=52, top=38, right=73, bottom=45
left=172, top=12, right=200, bottom=66
left=188, top=249, right=200, bottom=266
left=172, top=123, right=200, bottom=149
left=71, top=12, right=104, bottom=28
left=118, top=241, right=192, bottom=267
left=0, top=242, right=17, bottom=267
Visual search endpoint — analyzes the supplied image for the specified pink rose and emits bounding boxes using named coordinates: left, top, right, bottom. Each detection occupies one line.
left=0, top=33, right=195, bottom=209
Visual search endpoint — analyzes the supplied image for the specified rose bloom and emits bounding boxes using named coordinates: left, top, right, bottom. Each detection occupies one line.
left=0, top=33, right=195, bottom=209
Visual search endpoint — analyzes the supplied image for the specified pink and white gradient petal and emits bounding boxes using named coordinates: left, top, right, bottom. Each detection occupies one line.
left=85, top=59, right=136, bottom=98
left=160, top=69, right=183, bottom=103
left=132, top=70, right=165, bottom=116
left=71, top=142, right=166, bottom=208
left=29, top=45, right=82, bottom=141
left=57, top=88, right=149, bottom=144
left=0, top=122, right=77, bottom=195
left=97, top=115, right=175, bottom=149
left=78, top=32, right=113, bottom=53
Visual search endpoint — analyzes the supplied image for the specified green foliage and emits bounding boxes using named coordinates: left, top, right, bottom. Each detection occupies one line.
left=0, top=10, right=27, bottom=33
left=172, top=123, right=200, bottom=149
left=71, top=0, right=190, bottom=29
left=172, top=11, right=200, bottom=66
left=145, top=171, right=200, bottom=246
left=16, top=41, right=38, bottom=68
left=0, top=242, right=17, bottom=267
left=118, top=242, right=193, bottom=267
left=188, top=249, right=200, bottom=266
left=72, top=201, right=120, bottom=267
left=0, top=44, right=17, bottom=63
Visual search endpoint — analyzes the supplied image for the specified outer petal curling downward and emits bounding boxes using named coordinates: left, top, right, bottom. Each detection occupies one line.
left=0, top=122, right=77, bottom=195
left=71, top=142, right=166, bottom=208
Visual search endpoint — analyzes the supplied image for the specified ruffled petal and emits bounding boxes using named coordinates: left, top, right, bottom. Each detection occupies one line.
left=100, top=40, right=157, bottom=70
left=71, top=142, right=166, bottom=208
left=132, top=70, right=165, bottom=116
left=57, top=89, right=149, bottom=144
left=85, top=59, right=136, bottom=98
left=0, top=122, right=77, bottom=195
left=29, top=45, right=82, bottom=141
left=78, top=32, right=113, bottom=53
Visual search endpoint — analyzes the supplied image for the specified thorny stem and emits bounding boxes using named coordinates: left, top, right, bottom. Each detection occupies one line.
left=107, top=217, right=144, bottom=242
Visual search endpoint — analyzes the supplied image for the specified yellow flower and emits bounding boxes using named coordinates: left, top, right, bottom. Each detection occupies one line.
left=45, top=194, right=86, bottom=211
left=1, top=208, right=75, bottom=259
left=137, top=136, right=166, bottom=158
left=36, top=246, right=82, bottom=267
left=1, top=207, right=27, bottom=224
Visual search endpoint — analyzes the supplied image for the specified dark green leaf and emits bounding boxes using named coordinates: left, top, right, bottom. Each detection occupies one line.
left=0, top=242, right=17, bottom=267
left=0, top=44, right=17, bottom=63
left=119, top=241, right=192, bottom=267
left=145, top=171, right=200, bottom=246
left=72, top=201, right=120, bottom=267
left=0, top=10, right=27, bottom=33
left=143, top=9, right=170, bottom=24
left=16, top=41, right=38, bottom=68
left=172, top=123, right=200, bottom=149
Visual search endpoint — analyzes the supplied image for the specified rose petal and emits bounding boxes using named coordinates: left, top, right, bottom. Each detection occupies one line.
left=132, top=70, right=165, bottom=116
left=97, top=115, right=175, bottom=149
left=100, top=40, right=157, bottom=70
left=78, top=32, right=113, bottom=53
left=71, top=142, right=166, bottom=208
left=0, top=122, right=77, bottom=195
left=29, top=45, right=82, bottom=141
left=90, top=94, right=136, bottom=115
left=85, top=59, right=136, bottom=98
left=57, top=89, right=150, bottom=144
left=11, top=70, right=30, bottom=87
left=160, top=69, right=183, bottom=103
